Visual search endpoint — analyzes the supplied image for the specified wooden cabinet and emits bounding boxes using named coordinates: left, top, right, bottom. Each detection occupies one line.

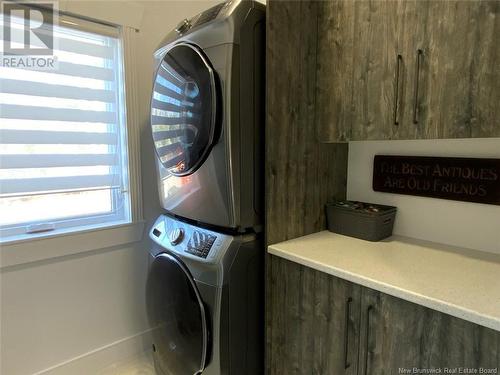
left=358, top=288, right=500, bottom=374
left=267, top=256, right=500, bottom=374
left=267, top=255, right=361, bottom=375
left=316, top=0, right=499, bottom=141
left=317, top=0, right=400, bottom=141
left=415, top=1, right=500, bottom=139
left=350, top=0, right=401, bottom=141
left=390, top=0, right=426, bottom=140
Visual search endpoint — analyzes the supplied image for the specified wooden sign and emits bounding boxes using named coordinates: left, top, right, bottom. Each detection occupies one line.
left=373, top=155, right=500, bottom=205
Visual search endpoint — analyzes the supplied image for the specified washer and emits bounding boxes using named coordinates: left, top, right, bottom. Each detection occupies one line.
left=150, top=0, right=265, bottom=232
left=146, top=215, right=263, bottom=375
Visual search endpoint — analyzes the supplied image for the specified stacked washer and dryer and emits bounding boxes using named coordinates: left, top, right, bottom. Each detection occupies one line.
left=146, top=1, right=265, bottom=374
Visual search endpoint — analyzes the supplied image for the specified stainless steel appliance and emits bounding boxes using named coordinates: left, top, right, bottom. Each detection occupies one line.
left=147, top=215, right=262, bottom=375
left=147, top=1, right=265, bottom=374
left=150, top=0, right=265, bottom=232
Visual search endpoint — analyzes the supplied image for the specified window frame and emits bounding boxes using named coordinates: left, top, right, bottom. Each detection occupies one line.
left=0, top=8, right=142, bottom=244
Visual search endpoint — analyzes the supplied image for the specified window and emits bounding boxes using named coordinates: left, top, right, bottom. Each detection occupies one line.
left=0, top=9, right=132, bottom=240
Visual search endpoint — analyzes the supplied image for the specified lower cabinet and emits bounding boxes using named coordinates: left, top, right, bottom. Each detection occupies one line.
left=266, top=255, right=500, bottom=375
left=267, top=254, right=361, bottom=375
left=358, top=289, right=500, bottom=374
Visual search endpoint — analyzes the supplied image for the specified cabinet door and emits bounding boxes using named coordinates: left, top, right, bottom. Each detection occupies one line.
left=416, top=1, right=499, bottom=138
left=267, top=256, right=361, bottom=375
left=391, top=0, right=427, bottom=140
left=358, top=288, right=500, bottom=375
left=350, top=0, right=401, bottom=140
left=316, top=0, right=356, bottom=142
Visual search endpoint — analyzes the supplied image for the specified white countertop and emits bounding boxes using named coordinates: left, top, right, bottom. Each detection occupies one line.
left=268, top=231, right=500, bottom=332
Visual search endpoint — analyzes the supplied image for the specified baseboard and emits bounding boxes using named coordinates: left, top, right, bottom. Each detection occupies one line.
left=34, top=329, right=152, bottom=375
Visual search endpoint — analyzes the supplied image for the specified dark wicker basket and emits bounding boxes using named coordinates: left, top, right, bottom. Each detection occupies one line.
left=326, top=201, right=397, bottom=241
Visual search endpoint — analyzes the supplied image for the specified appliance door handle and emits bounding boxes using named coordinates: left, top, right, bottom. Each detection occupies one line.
left=364, top=305, right=374, bottom=375
left=413, top=49, right=423, bottom=124
left=394, top=54, right=403, bottom=126
left=344, top=297, right=353, bottom=369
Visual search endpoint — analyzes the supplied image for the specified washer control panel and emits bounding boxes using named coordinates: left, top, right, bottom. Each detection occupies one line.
left=150, top=215, right=233, bottom=263
left=186, top=231, right=216, bottom=258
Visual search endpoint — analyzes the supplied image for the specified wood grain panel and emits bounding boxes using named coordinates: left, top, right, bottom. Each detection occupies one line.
left=315, top=0, right=499, bottom=141
left=410, top=1, right=499, bottom=139
left=266, top=1, right=348, bottom=373
left=472, top=1, right=500, bottom=137
left=391, top=0, right=425, bottom=140
left=350, top=0, right=399, bottom=140
left=266, top=0, right=348, bottom=246
left=267, top=256, right=361, bottom=375
left=358, top=288, right=500, bottom=374
left=316, top=0, right=356, bottom=142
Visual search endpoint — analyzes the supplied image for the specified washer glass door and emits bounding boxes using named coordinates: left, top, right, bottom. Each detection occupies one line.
left=146, top=252, right=209, bottom=374
left=151, top=43, right=218, bottom=176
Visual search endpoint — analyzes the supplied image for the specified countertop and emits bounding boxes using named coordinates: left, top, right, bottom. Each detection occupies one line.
left=268, top=231, right=500, bottom=332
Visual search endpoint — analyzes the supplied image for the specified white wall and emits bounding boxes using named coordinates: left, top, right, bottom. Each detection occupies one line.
left=0, top=2, right=217, bottom=374
left=1, top=244, right=149, bottom=375
left=347, top=139, right=500, bottom=254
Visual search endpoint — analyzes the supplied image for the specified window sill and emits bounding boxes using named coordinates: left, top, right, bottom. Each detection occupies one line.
left=0, top=221, right=145, bottom=269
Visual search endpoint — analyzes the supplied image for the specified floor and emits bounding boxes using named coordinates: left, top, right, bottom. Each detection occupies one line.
left=98, top=351, right=155, bottom=375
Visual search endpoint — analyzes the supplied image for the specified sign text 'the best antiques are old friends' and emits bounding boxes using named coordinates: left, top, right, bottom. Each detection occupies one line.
left=373, top=155, right=500, bottom=205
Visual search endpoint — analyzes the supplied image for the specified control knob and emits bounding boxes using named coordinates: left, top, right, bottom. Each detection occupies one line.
left=169, top=228, right=184, bottom=245
left=175, top=18, right=191, bottom=35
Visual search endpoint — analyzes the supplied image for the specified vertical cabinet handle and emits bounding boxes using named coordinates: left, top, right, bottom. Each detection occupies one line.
left=344, top=297, right=353, bottom=369
left=413, top=49, right=423, bottom=124
left=364, top=305, right=374, bottom=375
left=393, top=54, right=403, bottom=126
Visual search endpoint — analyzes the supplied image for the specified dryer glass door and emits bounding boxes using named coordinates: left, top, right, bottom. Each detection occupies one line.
left=151, top=43, right=219, bottom=176
left=146, top=252, right=209, bottom=374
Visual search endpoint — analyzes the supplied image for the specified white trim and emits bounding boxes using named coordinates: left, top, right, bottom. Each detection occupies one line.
left=34, top=329, right=152, bottom=375
left=0, top=220, right=145, bottom=268
left=0, top=206, right=128, bottom=239
left=122, top=26, right=143, bottom=222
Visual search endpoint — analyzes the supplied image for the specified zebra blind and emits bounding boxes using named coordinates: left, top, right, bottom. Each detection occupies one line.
left=0, top=10, right=130, bottom=238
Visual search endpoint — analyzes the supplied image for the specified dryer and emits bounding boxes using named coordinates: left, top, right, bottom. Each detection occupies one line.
left=150, top=0, right=265, bottom=232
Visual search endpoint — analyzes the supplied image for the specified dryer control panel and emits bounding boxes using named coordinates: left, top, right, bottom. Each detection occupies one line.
left=149, top=215, right=233, bottom=264
left=174, top=2, right=231, bottom=36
